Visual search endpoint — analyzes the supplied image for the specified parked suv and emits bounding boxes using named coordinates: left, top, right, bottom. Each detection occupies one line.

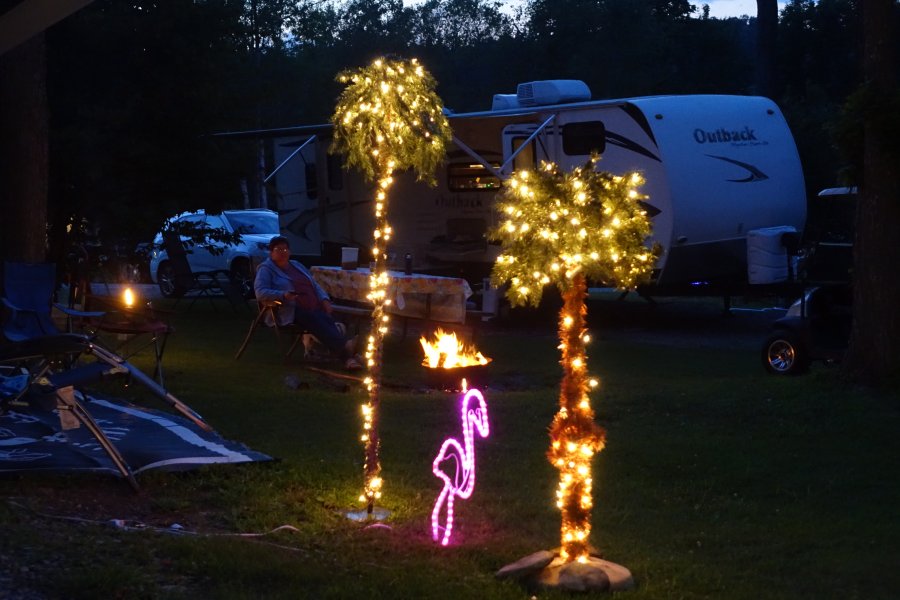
left=149, top=209, right=280, bottom=298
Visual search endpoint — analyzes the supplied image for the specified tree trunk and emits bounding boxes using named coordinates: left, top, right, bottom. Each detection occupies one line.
left=0, top=33, right=49, bottom=263
left=548, top=274, right=606, bottom=562
left=844, top=0, right=900, bottom=385
left=756, top=0, right=778, bottom=97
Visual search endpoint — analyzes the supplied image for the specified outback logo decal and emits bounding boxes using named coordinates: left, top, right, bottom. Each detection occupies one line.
left=693, top=126, right=761, bottom=144
left=706, top=154, right=769, bottom=183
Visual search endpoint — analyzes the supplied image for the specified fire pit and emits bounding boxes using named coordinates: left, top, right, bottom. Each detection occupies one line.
left=420, top=329, right=492, bottom=391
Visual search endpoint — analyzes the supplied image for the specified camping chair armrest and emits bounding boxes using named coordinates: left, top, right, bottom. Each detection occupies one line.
left=53, top=303, right=106, bottom=320
left=2, top=296, right=35, bottom=322
left=1, top=296, right=23, bottom=312
left=53, top=303, right=106, bottom=334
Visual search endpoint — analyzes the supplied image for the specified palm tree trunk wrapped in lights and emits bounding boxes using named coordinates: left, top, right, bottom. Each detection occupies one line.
left=550, top=272, right=606, bottom=561
left=490, top=156, right=659, bottom=563
left=331, top=57, right=451, bottom=515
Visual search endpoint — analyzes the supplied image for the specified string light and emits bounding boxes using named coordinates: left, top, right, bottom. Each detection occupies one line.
left=489, top=155, right=659, bottom=562
left=332, top=57, right=451, bottom=515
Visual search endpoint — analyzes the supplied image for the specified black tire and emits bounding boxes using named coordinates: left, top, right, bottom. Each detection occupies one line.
left=762, top=330, right=809, bottom=375
left=230, top=259, right=254, bottom=299
left=157, top=261, right=186, bottom=298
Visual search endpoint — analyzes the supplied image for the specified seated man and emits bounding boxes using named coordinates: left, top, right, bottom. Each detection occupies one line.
left=254, top=236, right=361, bottom=370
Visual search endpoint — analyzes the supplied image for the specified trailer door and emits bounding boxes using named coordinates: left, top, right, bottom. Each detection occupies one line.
left=501, top=124, right=551, bottom=175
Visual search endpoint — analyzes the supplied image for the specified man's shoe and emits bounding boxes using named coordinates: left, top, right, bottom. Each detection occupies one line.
left=344, top=356, right=363, bottom=371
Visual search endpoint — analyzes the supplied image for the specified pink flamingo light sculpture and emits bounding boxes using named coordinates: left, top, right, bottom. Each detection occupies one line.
left=431, top=385, right=490, bottom=546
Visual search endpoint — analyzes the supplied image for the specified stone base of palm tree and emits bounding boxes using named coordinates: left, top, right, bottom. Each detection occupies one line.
left=496, top=549, right=634, bottom=593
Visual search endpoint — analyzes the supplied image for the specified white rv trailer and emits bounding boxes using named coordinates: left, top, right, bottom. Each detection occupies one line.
left=222, top=80, right=807, bottom=292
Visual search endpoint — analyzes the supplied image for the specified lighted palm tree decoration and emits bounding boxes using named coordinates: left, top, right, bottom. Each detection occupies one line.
left=490, top=157, right=658, bottom=563
left=331, top=57, right=451, bottom=515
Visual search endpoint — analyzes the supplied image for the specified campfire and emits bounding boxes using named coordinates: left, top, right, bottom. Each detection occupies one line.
left=420, top=329, right=491, bottom=369
left=420, top=329, right=491, bottom=390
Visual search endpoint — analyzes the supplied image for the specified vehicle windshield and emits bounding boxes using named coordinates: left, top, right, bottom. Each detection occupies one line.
left=224, top=211, right=279, bottom=234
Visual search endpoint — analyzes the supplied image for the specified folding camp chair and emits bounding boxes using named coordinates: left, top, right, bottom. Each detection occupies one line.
left=0, top=334, right=210, bottom=431
left=0, top=334, right=214, bottom=491
left=1, top=261, right=173, bottom=387
left=0, top=361, right=139, bottom=491
left=160, top=232, right=245, bottom=312
left=1, top=261, right=104, bottom=342
left=234, top=299, right=306, bottom=361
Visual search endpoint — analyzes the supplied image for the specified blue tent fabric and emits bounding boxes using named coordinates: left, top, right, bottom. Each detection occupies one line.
left=0, top=389, right=271, bottom=477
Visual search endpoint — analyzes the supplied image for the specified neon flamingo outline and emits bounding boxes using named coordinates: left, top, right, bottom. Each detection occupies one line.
left=431, top=386, right=490, bottom=546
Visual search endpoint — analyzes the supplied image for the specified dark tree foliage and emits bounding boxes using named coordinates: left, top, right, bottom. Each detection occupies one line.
left=776, top=1, right=862, bottom=194
left=780, top=0, right=862, bottom=101
left=14, top=0, right=891, bottom=301
left=523, top=0, right=751, bottom=99
left=0, top=33, right=48, bottom=263
left=650, top=0, right=696, bottom=20
left=47, top=1, right=255, bottom=259
left=756, top=0, right=778, bottom=97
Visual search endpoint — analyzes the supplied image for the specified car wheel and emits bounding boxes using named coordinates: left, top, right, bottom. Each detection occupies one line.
left=157, top=261, right=186, bottom=298
left=762, top=331, right=809, bottom=375
left=230, top=259, right=254, bottom=298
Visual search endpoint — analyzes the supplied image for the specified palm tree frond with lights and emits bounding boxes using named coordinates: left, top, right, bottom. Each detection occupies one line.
left=331, top=57, right=451, bottom=515
left=490, top=155, right=659, bottom=562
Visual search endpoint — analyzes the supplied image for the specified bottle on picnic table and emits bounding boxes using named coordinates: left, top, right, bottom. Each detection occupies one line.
left=404, top=253, right=413, bottom=275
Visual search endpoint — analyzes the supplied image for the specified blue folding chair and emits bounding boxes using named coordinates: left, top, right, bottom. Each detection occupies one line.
left=1, top=261, right=103, bottom=342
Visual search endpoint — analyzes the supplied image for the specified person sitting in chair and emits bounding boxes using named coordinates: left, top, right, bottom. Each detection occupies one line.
left=254, top=236, right=362, bottom=370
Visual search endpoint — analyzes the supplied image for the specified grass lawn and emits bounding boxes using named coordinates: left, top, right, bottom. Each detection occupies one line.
left=1, top=295, right=898, bottom=599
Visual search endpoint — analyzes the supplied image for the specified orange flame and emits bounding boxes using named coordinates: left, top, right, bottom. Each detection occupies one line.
left=122, top=287, right=135, bottom=308
left=420, top=329, right=491, bottom=369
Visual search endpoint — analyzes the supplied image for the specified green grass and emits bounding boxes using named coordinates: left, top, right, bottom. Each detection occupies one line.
left=2, top=298, right=899, bottom=599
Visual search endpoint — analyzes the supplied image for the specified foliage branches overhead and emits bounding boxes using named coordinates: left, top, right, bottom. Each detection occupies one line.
left=411, top=0, right=515, bottom=48
left=490, top=156, right=660, bottom=307
left=330, top=56, right=452, bottom=184
left=162, top=218, right=242, bottom=256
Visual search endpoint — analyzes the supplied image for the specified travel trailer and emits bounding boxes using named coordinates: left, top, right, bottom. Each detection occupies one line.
left=217, top=80, right=810, bottom=295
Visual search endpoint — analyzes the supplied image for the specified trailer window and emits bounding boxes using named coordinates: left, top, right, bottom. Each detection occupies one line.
left=562, top=121, right=606, bottom=156
left=448, top=163, right=501, bottom=191
left=327, top=154, right=343, bottom=191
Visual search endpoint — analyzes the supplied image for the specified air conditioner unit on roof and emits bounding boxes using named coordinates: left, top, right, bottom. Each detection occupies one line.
left=516, top=80, right=591, bottom=106
left=491, top=94, right=520, bottom=110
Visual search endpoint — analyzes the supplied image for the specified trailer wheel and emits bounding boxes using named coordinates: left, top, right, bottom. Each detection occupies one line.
left=762, top=331, right=809, bottom=375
